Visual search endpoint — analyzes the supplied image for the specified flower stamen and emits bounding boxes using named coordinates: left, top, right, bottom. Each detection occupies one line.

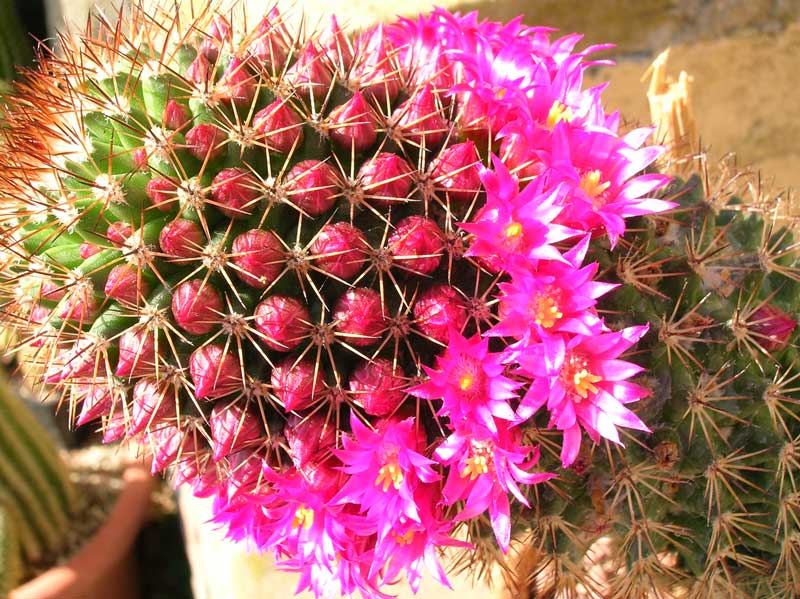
left=375, top=460, right=404, bottom=492
left=547, top=101, right=574, bottom=129
left=291, top=505, right=315, bottom=529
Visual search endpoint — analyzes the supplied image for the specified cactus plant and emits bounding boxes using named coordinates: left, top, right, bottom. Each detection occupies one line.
left=0, top=371, right=78, bottom=593
left=2, top=2, right=797, bottom=598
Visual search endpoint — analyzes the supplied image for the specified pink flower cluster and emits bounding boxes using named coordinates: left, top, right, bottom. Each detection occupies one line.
left=197, top=9, right=674, bottom=597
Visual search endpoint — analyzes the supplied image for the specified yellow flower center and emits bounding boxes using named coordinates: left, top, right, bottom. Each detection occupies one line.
left=580, top=170, right=611, bottom=208
left=505, top=222, right=523, bottom=239
left=393, top=529, right=416, bottom=546
left=532, top=293, right=563, bottom=328
left=573, top=369, right=603, bottom=401
left=292, top=505, right=315, bottom=530
left=375, top=460, right=404, bottom=492
left=460, top=441, right=493, bottom=481
left=459, top=373, right=475, bottom=391
left=547, top=101, right=574, bottom=129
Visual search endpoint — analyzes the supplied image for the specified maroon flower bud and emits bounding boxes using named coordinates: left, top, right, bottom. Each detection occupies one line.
left=185, top=123, right=227, bottom=162
left=247, top=10, right=289, bottom=73
left=456, top=90, right=492, bottom=140
left=75, top=383, right=112, bottom=426
left=199, top=15, right=231, bottom=62
left=162, top=99, right=192, bottom=131
left=171, top=279, right=223, bottom=335
left=106, top=222, right=132, bottom=246
left=310, top=222, right=369, bottom=280
left=270, top=358, right=324, bottom=411
left=186, top=53, right=212, bottom=84
left=327, top=92, right=378, bottom=152
left=413, top=284, right=468, bottom=343
left=130, top=378, right=176, bottom=435
left=80, top=242, right=102, bottom=259
left=387, top=216, right=444, bottom=275
left=40, top=279, right=65, bottom=301
left=349, top=25, right=400, bottom=104
left=231, top=229, right=284, bottom=289
left=284, top=160, right=340, bottom=216
left=253, top=99, right=304, bottom=154
left=319, top=15, right=352, bottom=72
left=190, top=344, right=242, bottom=400
left=133, top=147, right=149, bottom=171
left=333, top=288, right=385, bottom=346
left=146, top=177, right=177, bottom=211
left=217, top=57, right=256, bottom=108
left=285, top=42, right=333, bottom=100
left=44, top=336, right=97, bottom=384
left=57, top=284, right=96, bottom=322
left=104, top=264, right=149, bottom=305
left=358, top=152, right=413, bottom=207
left=159, top=219, right=204, bottom=259
left=499, top=131, right=544, bottom=180
left=116, top=327, right=160, bottom=377
left=209, top=403, right=262, bottom=462
left=301, top=459, right=343, bottom=500
left=284, top=413, right=336, bottom=467
left=751, top=304, right=797, bottom=351
left=147, top=423, right=184, bottom=474
left=430, top=141, right=482, bottom=202
left=102, top=413, right=127, bottom=444
left=45, top=335, right=95, bottom=384
left=349, top=359, right=406, bottom=416
left=392, top=84, right=448, bottom=149
left=210, top=168, right=261, bottom=219
left=254, top=295, right=310, bottom=351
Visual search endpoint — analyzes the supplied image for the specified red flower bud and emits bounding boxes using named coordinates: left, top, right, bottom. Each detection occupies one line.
left=358, top=152, right=413, bottom=207
left=271, top=358, right=325, bottom=411
left=327, top=92, right=378, bottom=152
left=209, top=403, right=262, bottom=462
left=430, top=141, right=482, bottom=202
left=210, top=168, right=261, bottom=219
left=284, top=413, right=336, bottom=468
left=217, top=57, right=256, bottom=108
left=333, top=288, right=385, bottom=346
left=130, top=378, right=176, bottom=435
left=146, top=177, right=177, bottom=211
left=349, top=359, right=406, bottom=416
left=253, top=99, right=304, bottom=154
left=104, top=263, right=149, bottom=305
left=106, top=222, right=132, bottom=247
left=116, top=327, right=160, bottom=377
left=254, top=295, right=311, bottom=351
left=413, top=284, right=467, bottom=343
left=752, top=304, right=797, bottom=351
left=80, top=242, right=102, bottom=259
left=159, top=219, right=204, bottom=259
left=171, top=279, right=223, bottom=335
left=185, top=123, right=227, bottom=162
left=310, top=222, right=369, bottom=280
left=285, top=42, right=333, bottom=101
left=162, top=99, right=192, bottom=131
left=387, top=216, right=444, bottom=275
left=231, top=229, right=284, bottom=289
left=190, top=344, right=242, bottom=400
left=284, top=160, right=340, bottom=216
left=349, top=25, right=400, bottom=104
left=392, top=84, right=448, bottom=149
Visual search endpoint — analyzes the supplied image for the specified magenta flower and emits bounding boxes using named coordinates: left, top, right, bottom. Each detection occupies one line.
left=517, top=325, right=652, bottom=466
left=411, top=330, right=519, bottom=432
left=435, top=421, right=553, bottom=551
left=491, top=236, right=616, bottom=340
left=545, top=125, right=674, bottom=245
left=332, top=416, right=439, bottom=531
left=462, top=157, right=578, bottom=268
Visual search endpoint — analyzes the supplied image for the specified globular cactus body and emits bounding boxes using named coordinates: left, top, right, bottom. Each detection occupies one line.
left=0, top=2, right=732, bottom=597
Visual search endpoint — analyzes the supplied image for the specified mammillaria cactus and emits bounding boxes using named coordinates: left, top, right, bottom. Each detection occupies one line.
left=4, top=2, right=796, bottom=597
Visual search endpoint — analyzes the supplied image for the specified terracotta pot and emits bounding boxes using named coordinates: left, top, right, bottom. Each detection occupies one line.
left=9, top=463, right=154, bottom=599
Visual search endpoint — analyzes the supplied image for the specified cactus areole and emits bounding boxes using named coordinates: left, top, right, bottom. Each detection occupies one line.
left=5, top=2, right=762, bottom=596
